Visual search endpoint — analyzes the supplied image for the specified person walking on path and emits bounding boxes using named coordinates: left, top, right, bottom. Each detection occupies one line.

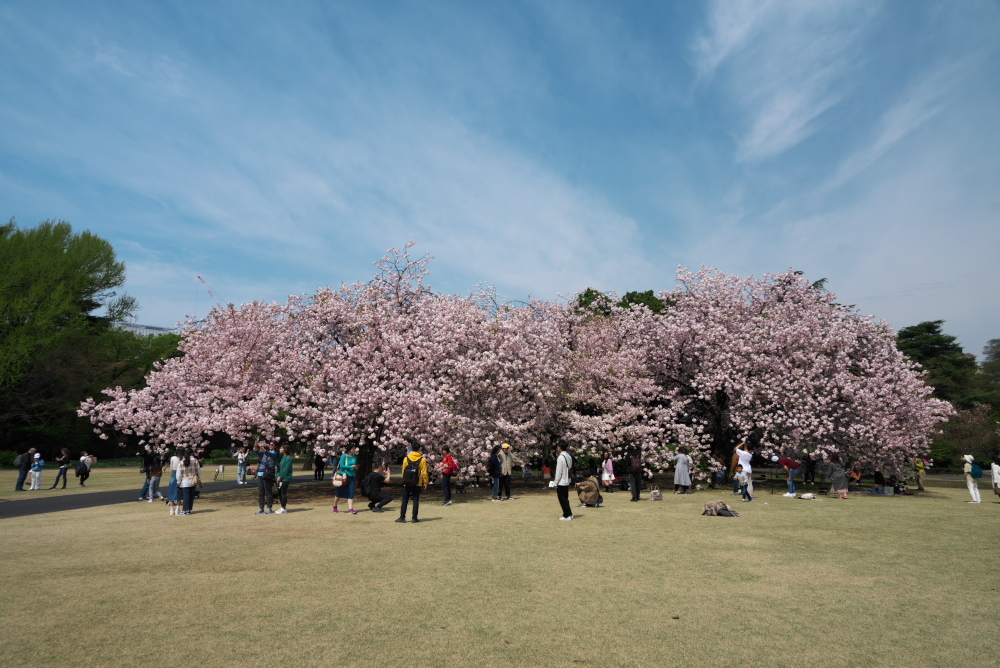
left=77, top=451, right=92, bottom=486
left=15, top=448, right=36, bottom=491
left=396, top=441, right=429, bottom=523
left=627, top=445, right=643, bottom=502
left=498, top=443, right=522, bottom=500
left=332, top=445, right=360, bottom=514
left=438, top=446, right=459, bottom=506
left=51, top=448, right=71, bottom=489
left=963, top=454, right=982, bottom=504
left=487, top=445, right=503, bottom=502
left=827, top=454, right=849, bottom=500
left=670, top=448, right=693, bottom=494
left=364, top=462, right=393, bottom=512
left=555, top=443, right=574, bottom=520
left=175, top=447, right=201, bottom=515
left=256, top=443, right=279, bottom=515
left=772, top=455, right=801, bottom=497
left=600, top=451, right=616, bottom=493
left=236, top=447, right=249, bottom=485
left=275, top=444, right=294, bottom=514
left=29, top=453, right=45, bottom=490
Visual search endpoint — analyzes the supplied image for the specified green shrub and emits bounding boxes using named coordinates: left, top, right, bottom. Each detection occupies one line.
left=0, top=451, right=18, bottom=468
left=209, top=449, right=232, bottom=460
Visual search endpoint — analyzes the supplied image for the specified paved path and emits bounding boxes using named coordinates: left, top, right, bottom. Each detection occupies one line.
left=0, top=473, right=314, bottom=520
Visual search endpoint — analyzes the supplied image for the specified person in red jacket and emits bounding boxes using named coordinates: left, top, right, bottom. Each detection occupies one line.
left=438, top=446, right=459, bottom=506
left=772, top=455, right=801, bottom=497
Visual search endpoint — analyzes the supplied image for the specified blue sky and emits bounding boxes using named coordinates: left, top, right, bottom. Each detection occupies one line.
left=2, top=0, right=998, bottom=357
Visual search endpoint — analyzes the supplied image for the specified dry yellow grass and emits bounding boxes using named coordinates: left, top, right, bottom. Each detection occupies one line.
left=1, top=479, right=998, bottom=667
left=0, top=467, right=148, bottom=502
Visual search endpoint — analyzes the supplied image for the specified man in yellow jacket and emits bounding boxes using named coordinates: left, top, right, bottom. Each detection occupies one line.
left=396, top=439, right=429, bottom=523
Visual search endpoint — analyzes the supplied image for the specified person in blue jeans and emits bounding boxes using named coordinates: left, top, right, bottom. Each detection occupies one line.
left=333, top=445, right=359, bottom=514
left=15, top=448, right=36, bottom=491
left=487, top=445, right=502, bottom=501
left=256, top=444, right=279, bottom=514
left=772, top=455, right=801, bottom=497
left=51, top=448, right=71, bottom=489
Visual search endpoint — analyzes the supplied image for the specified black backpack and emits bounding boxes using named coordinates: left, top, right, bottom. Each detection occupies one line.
left=361, top=473, right=374, bottom=498
left=629, top=453, right=643, bottom=474
left=13, top=453, right=25, bottom=468
left=403, top=456, right=422, bottom=486
left=259, top=452, right=277, bottom=478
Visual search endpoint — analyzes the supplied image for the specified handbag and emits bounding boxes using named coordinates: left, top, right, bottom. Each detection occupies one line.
left=194, top=474, right=202, bottom=487
left=650, top=486, right=663, bottom=501
left=332, top=472, right=347, bottom=488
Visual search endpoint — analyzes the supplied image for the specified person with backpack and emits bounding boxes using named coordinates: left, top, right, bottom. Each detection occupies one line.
left=963, top=454, right=982, bottom=504
left=332, top=445, right=360, bottom=514
left=487, top=445, right=502, bottom=502
left=396, top=440, right=429, bottom=523
left=554, top=442, right=574, bottom=520
left=627, top=445, right=643, bottom=502
left=14, top=448, right=36, bottom=491
left=274, top=444, right=294, bottom=514
left=363, top=462, right=393, bottom=512
left=255, top=443, right=280, bottom=515
left=438, top=446, right=459, bottom=506
left=51, top=448, right=71, bottom=489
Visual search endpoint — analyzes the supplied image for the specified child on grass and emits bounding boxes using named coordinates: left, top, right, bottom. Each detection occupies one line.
left=30, top=453, right=45, bottom=490
left=735, top=465, right=752, bottom=502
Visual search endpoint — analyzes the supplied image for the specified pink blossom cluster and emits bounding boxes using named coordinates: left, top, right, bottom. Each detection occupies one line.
left=80, top=248, right=952, bottom=477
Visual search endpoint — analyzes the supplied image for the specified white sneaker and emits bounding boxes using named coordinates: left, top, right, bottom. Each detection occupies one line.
left=783, top=493, right=795, bottom=497
left=559, top=516, right=572, bottom=521
left=275, top=508, right=287, bottom=514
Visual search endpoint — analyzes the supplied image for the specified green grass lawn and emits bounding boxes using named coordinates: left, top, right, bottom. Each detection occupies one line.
left=0, top=467, right=151, bottom=501
left=1, top=478, right=997, bottom=667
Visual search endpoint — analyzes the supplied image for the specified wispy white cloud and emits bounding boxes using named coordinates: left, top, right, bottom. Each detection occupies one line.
left=693, top=0, right=880, bottom=162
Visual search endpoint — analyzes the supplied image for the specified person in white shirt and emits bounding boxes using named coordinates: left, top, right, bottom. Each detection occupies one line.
left=167, top=447, right=183, bottom=515
left=176, top=447, right=202, bottom=516
left=554, top=443, right=574, bottom=521
left=733, top=441, right=753, bottom=496
left=990, top=460, right=1000, bottom=499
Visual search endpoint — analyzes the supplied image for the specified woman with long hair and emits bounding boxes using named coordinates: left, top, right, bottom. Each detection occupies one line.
left=176, top=447, right=201, bottom=516
left=671, top=447, right=693, bottom=494
left=827, top=454, right=849, bottom=500
left=275, top=444, right=294, bottom=514
left=600, top=450, right=615, bottom=493
left=332, top=445, right=360, bottom=514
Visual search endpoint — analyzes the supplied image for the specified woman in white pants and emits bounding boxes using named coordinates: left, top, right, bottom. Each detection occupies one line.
left=991, top=460, right=1000, bottom=499
left=963, top=454, right=981, bottom=503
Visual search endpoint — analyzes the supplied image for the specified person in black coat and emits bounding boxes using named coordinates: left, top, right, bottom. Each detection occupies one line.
left=487, top=445, right=502, bottom=502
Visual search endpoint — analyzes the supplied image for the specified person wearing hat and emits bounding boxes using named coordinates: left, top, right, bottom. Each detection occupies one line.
left=497, top=443, right=522, bottom=501
left=29, top=453, right=45, bottom=490
left=963, top=455, right=981, bottom=503
left=772, top=455, right=801, bottom=497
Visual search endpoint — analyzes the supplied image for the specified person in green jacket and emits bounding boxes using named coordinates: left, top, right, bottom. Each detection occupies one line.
left=275, top=444, right=295, bottom=515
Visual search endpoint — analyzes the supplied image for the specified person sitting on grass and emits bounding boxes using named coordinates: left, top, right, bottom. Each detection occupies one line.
left=870, top=471, right=886, bottom=495
left=364, top=462, right=393, bottom=512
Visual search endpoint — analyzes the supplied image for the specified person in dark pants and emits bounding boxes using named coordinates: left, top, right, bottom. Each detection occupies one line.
left=626, top=445, right=643, bottom=502
left=275, top=444, right=294, bottom=514
left=487, top=444, right=502, bottom=501
left=364, top=462, right=393, bottom=512
left=397, top=440, right=429, bottom=523
left=498, top=443, right=522, bottom=500
left=138, top=445, right=156, bottom=500
left=77, top=451, right=92, bottom=486
left=51, top=448, right=71, bottom=489
left=555, top=442, right=573, bottom=520
left=439, top=446, right=458, bottom=506
left=255, top=443, right=279, bottom=515
left=15, top=448, right=36, bottom=491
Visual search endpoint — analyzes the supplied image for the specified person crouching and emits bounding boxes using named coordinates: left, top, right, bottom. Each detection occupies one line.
left=364, top=462, right=393, bottom=512
left=575, top=475, right=603, bottom=508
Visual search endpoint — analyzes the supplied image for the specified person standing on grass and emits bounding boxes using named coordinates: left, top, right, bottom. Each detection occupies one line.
left=77, top=451, right=92, bottom=486
left=963, top=454, right=981, bottom=504
left=396, top=440, right=429, bottom=523
left=498, top=443, right=522, bottom=500
left=733, top=442, right=754, bottom=497
left=15, top=447, right=36, bottom=491
left=138, top=445, right=156, bottom=501
left=275, top=444, right=294, bottom=515
left=147, top=451, right=164, bottom=503
left=735, top=465, right=752, bottom=502
left=627, top=445, right=644, bottom=502
left=555, top=442, right=574, bottom=520
left=51, top=448, right=71, bottom=489
left=176, top=447, right=201, bottom=516
left=826, top=454, right=849, bottom=500
left=313, top=447, right=328, bottom=481
left=256, top=443, right=279, bottom=515
left=487, top=445, right=502, bottom=502
left=600, top=451, right=616, bottom=493
left=771, top=455, right=801, bottom=497
left=912, top=457, right=926, bottom=491
left=236, top=446, right=249, bottom=485
left=364, top=462, right=393, bottom=512
left=333, top=445, right=360, bottom=514
left=29, top=453, right=45, bottom=490
left=439, top=446, right=458, bottom=506
left=167, top=447, right=182, bottom=515
left=991, top=460, right=1000, bottom=499
left=671, top=447, right=693, bottom=494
